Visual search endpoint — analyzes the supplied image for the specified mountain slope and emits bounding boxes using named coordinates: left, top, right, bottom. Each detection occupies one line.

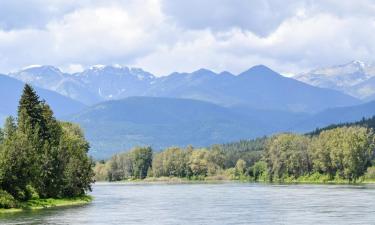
left=147, top=65, right=360, bottom=112
left=9, top=65, right=155, bottom=105
left=68, top=96, right=307, bottom=159
left=8, top=65, right=100, bottom=104
left=0, top=74, right=86, bottom=120
left=294, top=60, right=375, bottom=100
left=9, top=65, right=361, bottom=113
left=294, top=100, right=375, bottom=132
left=308, top=115, right=375, bottom=136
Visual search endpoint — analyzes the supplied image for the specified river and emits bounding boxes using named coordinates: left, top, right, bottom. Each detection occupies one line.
left=1, top=182, right=375, bottom=224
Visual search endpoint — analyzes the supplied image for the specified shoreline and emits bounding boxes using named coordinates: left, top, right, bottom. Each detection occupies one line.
left=0, top=196, right=93, bottom=214
left=95, top=177, right=375, bottom=185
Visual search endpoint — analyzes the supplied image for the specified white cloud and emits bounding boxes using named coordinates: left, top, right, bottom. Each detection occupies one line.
left=0, top=0, right=374, bottom=76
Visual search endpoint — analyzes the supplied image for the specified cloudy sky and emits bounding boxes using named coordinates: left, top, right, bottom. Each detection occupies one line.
left=0, top=0, right=374, bottom=76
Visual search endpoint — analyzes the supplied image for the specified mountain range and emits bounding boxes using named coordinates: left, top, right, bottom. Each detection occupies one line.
left=2, top=62, right=375, bottom=158
left=295, top=60, right=375, bottom=100
left=68, top=96, right=316, bottom=158
left=8, top=64, right=360, bottom=113
left=0, top=74, right=85, bottom=123
left=68, top=95, right=375, bottom=158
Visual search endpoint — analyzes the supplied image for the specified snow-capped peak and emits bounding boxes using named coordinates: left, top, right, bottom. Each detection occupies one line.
left=21, top=64, right=43, bottom=70
left=90, top=64, right=106, bottom=70
left=349, top=60, right=366, bottom=68
left=294, top=60, right=375, bottom=100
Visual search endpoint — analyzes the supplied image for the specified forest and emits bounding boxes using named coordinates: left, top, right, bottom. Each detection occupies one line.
left=95, top=125, right=375, bottom=183
left=0, top=85, right=94, bottom=209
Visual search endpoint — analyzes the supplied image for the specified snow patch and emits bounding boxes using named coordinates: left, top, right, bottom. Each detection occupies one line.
left=22, top=65, right=42, bottom=70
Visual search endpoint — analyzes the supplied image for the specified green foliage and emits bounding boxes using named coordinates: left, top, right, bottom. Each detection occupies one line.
left=94, top=115, right=375, bottom=184
left=189, top=149, right=209, bottom=177
left=0, top=85, right=94, bottom=205
left=93, top=162, right=110, bottom=181
left=310, top=126, right=375, bottom=181
left=308, top=116, right=375, bottom=136
left=0, top=132, right=35, bottom=200
left=0, top=190, right=18, bottom=209
left=2, top=117, right=16, bottom=139
left=265, top=133, right=312, bottom=181
left=131, top=147, right=152, bottom=179
left=60, top=122, right=95, bottom=197
left=0, top=128, right=3, bottom=145
left=364, top=166, right=375, bottom=180
left=263, top=126, right=375, bottom=182
left=104, top=147, right=153, bottom=181
left=215, top=137, right=266, bottom=169
left=152, top=147, right=190, bottom=177
left=235, top=159, right=246, bottom=176
left=251, top=161, right=268, bottom=181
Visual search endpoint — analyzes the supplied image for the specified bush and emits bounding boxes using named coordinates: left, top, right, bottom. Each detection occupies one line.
left=26, top=185, right=40, bottom=199
left=224, top=168, right=236, bottom=180
left=0, top=190, right=18, bottom=209
left=251, top=161, right=268, bottom=181
left=365, top=166, right=375, bottom=180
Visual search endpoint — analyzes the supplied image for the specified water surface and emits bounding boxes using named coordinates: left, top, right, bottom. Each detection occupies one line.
left=1, top=182, right=375, bottom=225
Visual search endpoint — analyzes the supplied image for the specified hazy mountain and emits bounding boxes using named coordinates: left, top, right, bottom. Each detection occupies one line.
left=9, top=64, right=360, bottom=113
left=65, top=93, right=375, bottom=158
left=308, top=114, right=375, bottom=136
left=0, top=74, right=86, bottom=121
left=294, top=100, right=375, bottom=132
left=150, top=65, right=360, bottom=112
left=8, top=65, right=101, bottom=105
left=294, top=60, right=375, bottom=100
left=76, top=65, right=155, bottom=100
left=68, top=96, right=309, bottom=159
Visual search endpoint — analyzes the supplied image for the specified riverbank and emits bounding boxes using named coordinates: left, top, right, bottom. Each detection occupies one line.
left=100, top=175, right=375, bottom=185
left=0, top=196, right=92, bottom=213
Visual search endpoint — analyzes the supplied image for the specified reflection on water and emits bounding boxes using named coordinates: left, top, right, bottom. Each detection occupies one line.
left=1, top=182, right=375, bottom=225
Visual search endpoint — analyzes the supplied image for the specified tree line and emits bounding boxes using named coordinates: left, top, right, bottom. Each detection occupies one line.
left=0, top=85, right=94, bottom=208
left=95, top=126, right=375, bottom=183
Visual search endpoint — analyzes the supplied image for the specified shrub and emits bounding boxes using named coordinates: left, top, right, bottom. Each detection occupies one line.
left=365, top=166, right=375, bottom=180
left=0, top=190, right=18, bottom=209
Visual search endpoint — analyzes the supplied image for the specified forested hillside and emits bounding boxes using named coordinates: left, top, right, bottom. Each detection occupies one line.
left=309, top=115, right=375, bottom=136
left=94, top=117, right=375, bottom=183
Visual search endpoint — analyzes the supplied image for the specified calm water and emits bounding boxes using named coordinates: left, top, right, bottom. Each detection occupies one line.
left=1, top=182, right=375, bottom=225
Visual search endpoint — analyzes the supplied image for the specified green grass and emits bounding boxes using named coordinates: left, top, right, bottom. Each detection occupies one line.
left=0, top=195, right=92, bottom=213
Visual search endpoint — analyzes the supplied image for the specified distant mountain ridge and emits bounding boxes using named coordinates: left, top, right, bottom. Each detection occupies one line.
left=68, top=96, right=306, bottom=158
left=67, top=95, right=375, bottom=159
left=0, top=74, right=86, bottom=121
left=8, top=64, right=360, bottom=113
left=293, top=99, right=375, bottom=132
left=294, top=60, right=375, bottom=100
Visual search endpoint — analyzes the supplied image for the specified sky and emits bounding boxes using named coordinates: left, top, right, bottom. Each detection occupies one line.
left=0, top=0, right=374, bottom=76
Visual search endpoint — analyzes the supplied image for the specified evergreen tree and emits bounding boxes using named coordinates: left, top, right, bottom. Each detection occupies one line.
left=3, top=117, right=17, bottom=139
left=0, top=128, right=3, bottom=145
left=0, top=84, right=94, bottom=202
left=37, top=103, right=64, bottom=198
left=17, top=84, right=43, bottom=135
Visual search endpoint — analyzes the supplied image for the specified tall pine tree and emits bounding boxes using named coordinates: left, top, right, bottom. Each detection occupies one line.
left=0, top=84, right=94, bottom=201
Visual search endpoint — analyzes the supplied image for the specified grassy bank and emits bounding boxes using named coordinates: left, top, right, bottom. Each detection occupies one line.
left=0, top=196, right=92, bottom=213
